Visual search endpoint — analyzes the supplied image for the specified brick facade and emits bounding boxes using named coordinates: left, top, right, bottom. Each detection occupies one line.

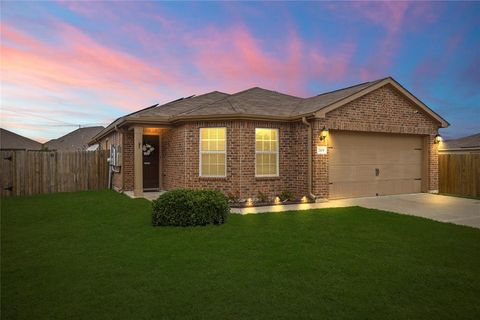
left=122, top=131, right=134, bottom=191
left=171, top=120, right=309, bottom=200
left=312, top=84, right=440, bottom=197
left=116, top=84, right=441, bottom=199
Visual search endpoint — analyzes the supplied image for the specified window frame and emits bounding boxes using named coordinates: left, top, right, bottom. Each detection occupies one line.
left=199, top=127, right=227, bottom=178
left=255, top=128, right=280, bottom=177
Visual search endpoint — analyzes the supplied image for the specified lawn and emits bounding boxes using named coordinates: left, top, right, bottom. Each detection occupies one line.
left=2, top=190, right=480, bottom=320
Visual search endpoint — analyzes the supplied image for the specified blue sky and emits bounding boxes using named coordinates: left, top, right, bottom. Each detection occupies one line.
left=1, top=1, right=479, bottom=141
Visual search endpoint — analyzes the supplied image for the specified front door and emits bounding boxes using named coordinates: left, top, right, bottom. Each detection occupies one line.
left=142, top=135, right=159, bottom=190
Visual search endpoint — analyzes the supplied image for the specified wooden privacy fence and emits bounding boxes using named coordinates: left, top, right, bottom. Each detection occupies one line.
left=439, top=154, right=480, bottom=198
left=0, top=150, right=109, bottom=197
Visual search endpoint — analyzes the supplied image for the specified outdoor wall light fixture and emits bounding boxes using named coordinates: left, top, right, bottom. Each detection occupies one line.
left=246, top=198, right=253, bottom=206
left=434, top=134, right=443, bottom=144
left=320, top=126, right=329, bottom=141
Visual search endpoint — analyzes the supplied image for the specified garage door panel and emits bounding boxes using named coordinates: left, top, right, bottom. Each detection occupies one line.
left=329, top=181, right=377, bottom=199
left=329, top=179, right=422, bottom=199
left=376, top=164, right=422, bottom=180
left=330, top=164, right=421, bottom=182
left=328, top=131, right=424, bottom=199
left=376, top=179, right=421, bottom=196
left=330, top=148, right=422, bottom=166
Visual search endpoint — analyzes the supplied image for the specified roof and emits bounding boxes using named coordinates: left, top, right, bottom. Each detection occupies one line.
left=441, top=133, right=480, bottom=150
left=44, top=126, right=104, bottom=151
left=92, top=76, right=449, bottom=142
left=97, top=92, right=230, bottom=139
left=295, top=78, right=386, bottom=115
left=0, top=128, right=42, bottom=150
left=178, top=87, right=302, bottom=118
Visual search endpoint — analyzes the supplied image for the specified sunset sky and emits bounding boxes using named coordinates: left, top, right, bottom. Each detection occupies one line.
left=1, top=1, right=479, bottom=142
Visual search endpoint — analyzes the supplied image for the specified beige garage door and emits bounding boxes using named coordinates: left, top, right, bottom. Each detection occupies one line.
left=328, top=131, right=423, bottom=199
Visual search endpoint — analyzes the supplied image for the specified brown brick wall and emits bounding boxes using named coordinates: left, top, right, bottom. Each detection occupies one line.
left=312, top=84, right=440, bottom=197
left=161, top=126, right=186, bottom=190
left=157, top=120, right=309, bottom=200
left=122, top=131, right=134, bottom=191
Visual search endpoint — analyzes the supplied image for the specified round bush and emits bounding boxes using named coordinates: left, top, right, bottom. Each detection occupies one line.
left=152, top=189, right=230, bottom=226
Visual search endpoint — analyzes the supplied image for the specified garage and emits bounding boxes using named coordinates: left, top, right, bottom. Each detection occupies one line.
left=328, top=131, right=424, bottom=199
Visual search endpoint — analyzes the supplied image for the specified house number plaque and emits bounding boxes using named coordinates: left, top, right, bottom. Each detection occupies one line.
left=316, top=146, right=328, bottom=155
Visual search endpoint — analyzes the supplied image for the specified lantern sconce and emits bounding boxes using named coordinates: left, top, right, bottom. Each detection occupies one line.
left=434, top=134, right=443, bottom=144
left=320, top=126, right=329, bottom=141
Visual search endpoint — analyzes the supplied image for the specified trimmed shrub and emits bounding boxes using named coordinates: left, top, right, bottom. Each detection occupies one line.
left=152, top=189, right=230, bottom=226
left=257, top=191, right=269, bottom=203
left=279, top=190, right=295, bottom=202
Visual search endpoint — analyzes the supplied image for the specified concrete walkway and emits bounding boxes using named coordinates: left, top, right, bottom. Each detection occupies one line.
left=123, top=191, right=164, bottom=201
left=232, top=193, right=480, bottom=229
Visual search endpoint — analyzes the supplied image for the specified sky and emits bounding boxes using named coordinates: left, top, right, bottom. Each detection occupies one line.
left=1, top=1, right=479, bottom=142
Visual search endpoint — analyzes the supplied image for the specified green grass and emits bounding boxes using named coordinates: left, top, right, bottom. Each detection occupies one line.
left=2, top=190, right=480, bottom=320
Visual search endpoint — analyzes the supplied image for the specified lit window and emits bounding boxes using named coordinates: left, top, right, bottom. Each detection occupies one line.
left=200, top=128, right=226, bottom=177
left=255, top=128, right=279, bottom=176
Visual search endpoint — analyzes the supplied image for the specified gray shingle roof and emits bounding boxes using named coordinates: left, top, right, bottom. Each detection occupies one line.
left=95, top=92, right=230, bottom=139
left=92, top=76, right=447, bottom=142
left=44, top=126, right=104, bottom=151
left=294, top=78, right=386, bottom=115
left=132, top=91, right=229, bottom=119
left=0, top=128, right=43, bottom=150
left=442, top=133, right=480, bottom=150
left=178, top=87, right=302, bottom=117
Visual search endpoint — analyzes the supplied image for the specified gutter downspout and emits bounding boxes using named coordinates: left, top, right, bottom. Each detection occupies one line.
left=301, top=117, right=316, bottom=201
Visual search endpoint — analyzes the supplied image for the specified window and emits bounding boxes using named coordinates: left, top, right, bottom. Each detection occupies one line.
left=200, top=128, right=226, bottom=177
left=255, top=128, right=279, bottom=176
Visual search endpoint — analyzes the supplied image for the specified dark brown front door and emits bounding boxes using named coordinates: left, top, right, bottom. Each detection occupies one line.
left=143, top=135, right=159, bottom=190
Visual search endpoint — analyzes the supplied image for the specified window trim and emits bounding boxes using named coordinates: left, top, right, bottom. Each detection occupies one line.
left=199, top=127, right=227, bottom=178
left=255, top=128, right=279, bottom=177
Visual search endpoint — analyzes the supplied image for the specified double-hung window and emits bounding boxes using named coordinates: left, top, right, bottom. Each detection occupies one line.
left=199, top=127, right=226, bottom=177
left=255, top=128, right=279, bottom=177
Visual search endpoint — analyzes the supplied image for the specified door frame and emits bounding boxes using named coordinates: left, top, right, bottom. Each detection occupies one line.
left=133, top=126, right=165, bottom=197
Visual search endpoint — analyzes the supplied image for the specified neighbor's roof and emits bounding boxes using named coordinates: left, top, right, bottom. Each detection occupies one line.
left=92, top=76, right=449, bottom=142
left=44, top=126, right=104, bottom=151
left=441, top=133, right=480, bottom=151
left=0, top=128, right=43, bottom=150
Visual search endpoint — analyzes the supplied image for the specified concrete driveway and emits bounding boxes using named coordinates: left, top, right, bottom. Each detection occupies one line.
left=232, top=194, right=480, bottom=229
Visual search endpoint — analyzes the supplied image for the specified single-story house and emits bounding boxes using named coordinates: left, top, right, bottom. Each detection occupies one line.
left=438, top=133, right=480, bottom=154
left=43, top=126, right=104, bottom=151
left=90, top=77, right=449, bottom=201
left=0, top=128, right=42, bottom=150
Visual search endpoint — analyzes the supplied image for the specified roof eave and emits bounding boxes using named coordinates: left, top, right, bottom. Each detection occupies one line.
left=170, top=113, right=314, bottom=123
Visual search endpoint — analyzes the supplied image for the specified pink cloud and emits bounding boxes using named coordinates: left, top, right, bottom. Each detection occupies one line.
left=361, top=2, right=408, bottom=33
left=352, top=2, right=409, bottom=80
left=189, top=24, right=356, bottom=95
left=1, top=14, right=361, bottom=141
left=336, top=2, right=441, bottom=81
left=1, top=21, right=175, bottom=111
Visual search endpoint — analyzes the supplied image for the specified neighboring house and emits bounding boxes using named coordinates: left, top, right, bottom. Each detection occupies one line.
left=439, top=133, right=480, bottom=154
left=91, top=77, right=449, bottom=200
left=44, top=126, right=104, bottom=151
left=0, top=128, right=42, bottom=150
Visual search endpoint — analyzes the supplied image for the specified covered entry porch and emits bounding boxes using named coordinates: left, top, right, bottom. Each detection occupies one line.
left=131, top=126, right=169, bottom=197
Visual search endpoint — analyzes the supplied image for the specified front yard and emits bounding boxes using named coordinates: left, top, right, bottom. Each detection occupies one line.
left=2, top=190, right=480, bottom=319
